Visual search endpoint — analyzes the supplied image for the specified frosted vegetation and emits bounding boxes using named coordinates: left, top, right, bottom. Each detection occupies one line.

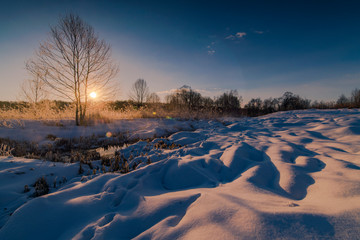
left=0, top=109, right=359, bottom=239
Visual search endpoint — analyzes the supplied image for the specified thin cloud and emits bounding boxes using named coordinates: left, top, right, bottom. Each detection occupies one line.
left=208, top=50, right=215, bottom=55
left=225, top=35, right=236, bottom=40
left=235, top=32, right=247, bottom=38
left=156, top=89, right=178, bottom=95
left=225, top=32, right=246, bottom=40
left=194, top=88, right=218, bottom=96
left=254, top=30, right=264, bottom=34
left=206, top=42, right=216, bottom=55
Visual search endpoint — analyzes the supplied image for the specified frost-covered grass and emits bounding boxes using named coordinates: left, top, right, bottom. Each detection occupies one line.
left=0, top=109, right=360, bottom=239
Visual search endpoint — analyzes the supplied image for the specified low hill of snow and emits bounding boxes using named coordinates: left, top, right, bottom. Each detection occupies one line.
left=0, top=109, right=359, bottom=239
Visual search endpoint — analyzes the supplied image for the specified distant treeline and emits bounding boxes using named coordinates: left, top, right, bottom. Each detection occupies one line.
left=161, top=87, right=360, bottom=117
left=1, top=88, right=360, bottom=118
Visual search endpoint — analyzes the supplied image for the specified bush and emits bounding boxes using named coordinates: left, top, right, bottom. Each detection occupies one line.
left=24, top=185, right=30, bottom=193
left=34, top=177, right=49, bottom=197
left=0, top=143, right=14, bottom=156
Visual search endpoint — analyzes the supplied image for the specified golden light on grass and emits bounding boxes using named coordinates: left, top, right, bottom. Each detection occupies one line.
left=90, top=92, right=97, bottom=99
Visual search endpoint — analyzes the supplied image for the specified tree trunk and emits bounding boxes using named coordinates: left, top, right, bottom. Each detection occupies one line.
left=75, top=103, right=79, bottom=126
left=81, top=78, right=88, bottom=123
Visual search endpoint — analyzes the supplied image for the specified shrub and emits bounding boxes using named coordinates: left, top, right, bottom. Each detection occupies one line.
left=46, top=134, right=57, bottom=141
left=0, top=143, right=14, bottom=156
left=78, top=163, right=84, bottom=174
left=24, top=185, right=30, bottom=193
left=34, top=177, right=49, bottom=197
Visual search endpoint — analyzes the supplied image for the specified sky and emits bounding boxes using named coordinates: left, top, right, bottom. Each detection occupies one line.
left=0, top=0, right=359, bottom=103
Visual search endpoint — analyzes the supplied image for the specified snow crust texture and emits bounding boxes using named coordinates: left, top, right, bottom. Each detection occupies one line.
left=1, top=109, right=360, bottom=239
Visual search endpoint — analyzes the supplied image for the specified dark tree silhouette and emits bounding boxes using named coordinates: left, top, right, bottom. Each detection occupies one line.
left=147, top=92, right=160, bottom=104
left=130, top=79, right=150, bottom=105
left=215, top=90, right=241, bottom=112
left=336, top=94, right=350, bottom=108
left=351, top=88, right=360, bottom=107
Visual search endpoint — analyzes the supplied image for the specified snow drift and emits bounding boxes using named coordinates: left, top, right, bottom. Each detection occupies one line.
left=0, top=109, right=359, bottom=239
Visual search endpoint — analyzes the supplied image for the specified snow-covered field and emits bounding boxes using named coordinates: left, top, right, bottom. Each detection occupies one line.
left=0, top=109, right=359, bottom=239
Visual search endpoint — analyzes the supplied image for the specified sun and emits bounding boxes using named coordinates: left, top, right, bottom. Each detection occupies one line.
left=90, top=92, right=97, bottom=99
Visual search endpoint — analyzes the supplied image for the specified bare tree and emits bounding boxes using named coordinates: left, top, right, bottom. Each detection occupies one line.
left=165, top=86, right=203, bottom=111
left=27, top=14, right=118, bottom=125
left=280, top=92, right=310, bottom=111
left=351, top=88, right=360, bottom=107
left=22, top=61, right=47, bottom=106
left=215, top=90, right=241, bottom=112
left=336, top=94, right=350, bottom=108
left=129, top=79, right=149, bottom=105
left=147, top=92, right=160, bottom=104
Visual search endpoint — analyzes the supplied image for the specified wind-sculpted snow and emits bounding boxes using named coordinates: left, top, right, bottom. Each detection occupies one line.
left=1, top=109, right=360, bottom=239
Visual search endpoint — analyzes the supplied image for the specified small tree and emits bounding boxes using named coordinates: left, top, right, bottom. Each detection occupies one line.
left=262, top=98, right=279, bottom=114
left=336, top=94, right=350, bottom=108
left=129, top=79, right=149, bottom=105
left=216, top=90, right=241, bottom=112
left=245, top=98, right=263, bottom=116
left=351, top=88, right=360, bottom=107
left=165, top=91, right=182, bottom=109
left=147, top=92, right=160, bottom=104
left=21, top=61, right=48, bottom=115
left=280, top=92, right=310, bottom=111
left=22, top=62, right=47, bottom=105
left=202, top=97, right=214, bottom=110
left=179, top=87, right=202, bottom=110
left=165, top=86, right=202, bottom=111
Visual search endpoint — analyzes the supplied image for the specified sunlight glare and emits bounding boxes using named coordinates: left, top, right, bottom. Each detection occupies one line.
left=90, top=92, right=97, bottom=99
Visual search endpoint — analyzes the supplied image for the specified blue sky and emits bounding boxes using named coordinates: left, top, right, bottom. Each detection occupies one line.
left=0, top=0, right=359, bottom=102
